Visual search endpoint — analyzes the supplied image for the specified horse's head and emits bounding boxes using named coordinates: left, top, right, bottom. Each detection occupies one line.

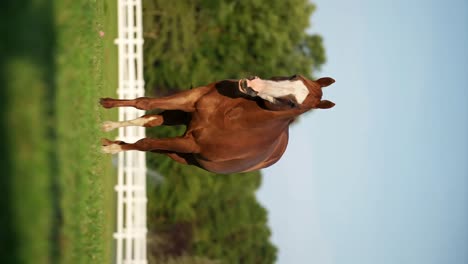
left=297, top=75, right=335, bottom=110
left=238, top=75, right=335, bottom=111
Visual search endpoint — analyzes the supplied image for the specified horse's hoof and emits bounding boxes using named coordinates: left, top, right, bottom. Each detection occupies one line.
left=101, top=121, right=117, bottom=132
left=101, top=144, right=122, bottom=154
left=99, top=98, right=114, bottom=108
left=101, top=138, right=114, bottom=146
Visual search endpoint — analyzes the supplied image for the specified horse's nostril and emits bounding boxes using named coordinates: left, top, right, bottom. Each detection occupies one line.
left=240, top=79, right=248, bottom=91
left=245, top=86, right=258, bottom=97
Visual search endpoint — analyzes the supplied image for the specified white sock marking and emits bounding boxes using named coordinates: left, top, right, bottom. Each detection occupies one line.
left=101, top=116, right=158, bottom=132
left=101, top=144, right=123, bottom=154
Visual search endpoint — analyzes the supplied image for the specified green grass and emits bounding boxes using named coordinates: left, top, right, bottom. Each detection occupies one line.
left=0, top=0, right=117, bottom=263
left=55, top=0, right=117, bottom=263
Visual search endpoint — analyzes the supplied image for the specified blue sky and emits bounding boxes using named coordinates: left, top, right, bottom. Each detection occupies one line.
left=256, top=0, right=468, bottom=263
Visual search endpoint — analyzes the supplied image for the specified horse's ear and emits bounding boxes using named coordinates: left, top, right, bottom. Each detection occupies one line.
left=316, top=100, right=335, bottom=109
left=316, top=77, right=335, bottom=87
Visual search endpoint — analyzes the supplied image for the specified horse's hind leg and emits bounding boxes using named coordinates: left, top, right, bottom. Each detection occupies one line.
left=101, top=110, right=189, bottom=132
left=99, top=86, right=210, bottom=111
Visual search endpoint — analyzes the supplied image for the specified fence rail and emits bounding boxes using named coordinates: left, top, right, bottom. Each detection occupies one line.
left=113, top=0, right=147, bottom=263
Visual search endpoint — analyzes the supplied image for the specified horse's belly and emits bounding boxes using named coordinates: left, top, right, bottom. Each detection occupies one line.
left=191, top=130, right=288, bottom=174
left=188, top=128, right=276, bottom=171
left=195, top=156, right=266, bottom=174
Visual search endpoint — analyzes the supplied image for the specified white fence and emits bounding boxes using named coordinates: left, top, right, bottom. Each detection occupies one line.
left=113, top=0, right=148, bottom=263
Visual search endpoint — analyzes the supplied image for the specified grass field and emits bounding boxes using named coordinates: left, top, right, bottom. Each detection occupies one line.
left=1, top=0, right=118, bottom=263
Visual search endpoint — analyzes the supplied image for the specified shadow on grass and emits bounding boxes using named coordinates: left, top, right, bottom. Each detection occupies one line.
left=0, top=0, right=59, bottom=263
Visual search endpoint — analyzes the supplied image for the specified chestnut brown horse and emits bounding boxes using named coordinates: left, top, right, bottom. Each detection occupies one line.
left=100, top=75, right=335, bottom=174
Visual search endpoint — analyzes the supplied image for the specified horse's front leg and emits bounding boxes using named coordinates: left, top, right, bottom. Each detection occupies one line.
left=101, top=110, right=189, bottom=132
left=101, top=136, right=200, bottom=154
left=99, top=86, right=211, bottom=111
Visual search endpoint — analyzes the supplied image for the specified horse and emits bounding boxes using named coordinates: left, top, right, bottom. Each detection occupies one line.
left=100, top=75, right=335, bottom=174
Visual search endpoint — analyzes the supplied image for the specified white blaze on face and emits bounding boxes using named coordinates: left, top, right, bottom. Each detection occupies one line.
left=249, top=79, right=309, bottom=105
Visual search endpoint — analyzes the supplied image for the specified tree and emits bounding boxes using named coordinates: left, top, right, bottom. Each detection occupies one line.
left=143, top=0, right=326, bottom=93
